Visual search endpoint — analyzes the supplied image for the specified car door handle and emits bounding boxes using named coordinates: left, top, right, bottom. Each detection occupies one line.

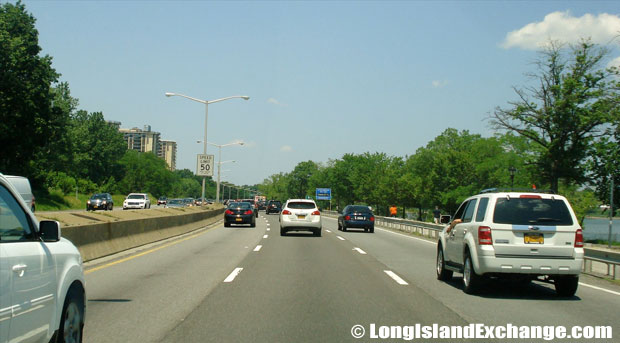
left=12, top=264, right=27, bottom=277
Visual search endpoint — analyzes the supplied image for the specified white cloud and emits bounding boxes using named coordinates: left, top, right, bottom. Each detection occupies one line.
left=608, top=56, right=620, bottom=69
left=502, top=11, right=620, bottom=50
left=280, top=145, right=293, bottom=152
left=268, top=98, right=286, bottom=106
left=432, top=80, right=448, bottom=88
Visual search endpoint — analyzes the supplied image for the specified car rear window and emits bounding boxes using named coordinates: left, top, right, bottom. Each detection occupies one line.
left=287, top=202, right=316, bottom=209
left=128, top=194, right=145, bottom=199
left=348, top=206, right=372, bottom=213
left=493, top=197, right=573, bottom=226
left=229, top=202, right=251, bottom=209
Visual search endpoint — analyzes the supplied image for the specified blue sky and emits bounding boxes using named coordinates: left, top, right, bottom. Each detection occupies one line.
left=20, top=1, right=620, bottom=186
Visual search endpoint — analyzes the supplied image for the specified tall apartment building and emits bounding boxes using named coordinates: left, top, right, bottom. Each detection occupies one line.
left=119, top=125, right=177, bottom=171
left=159, top=140, right=177, bottom=171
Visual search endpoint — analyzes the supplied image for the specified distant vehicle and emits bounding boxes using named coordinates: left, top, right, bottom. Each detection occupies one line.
left=165, top=198, right=186, bottom=208
left=157, top=196, right=168, bottom=205
left=436, top=189, right=584, bottom=296
left=184, top=198, right=195, bottom=207
left=224, top=201, right=256, bottom=227
left=3, top=174, right=36, bottom=212
left=123, top=193, right=151, bottom=210
left=240, top=198, right=259, bottom=217
left=338, top=205, right=375, bottom=233
left=280, top=199, right=322, bottom=237
left=0, top=173, right=86, bottom=343
left=87, top=193, right=114, bottom=211
left=265, top=200, right=282, bottom=214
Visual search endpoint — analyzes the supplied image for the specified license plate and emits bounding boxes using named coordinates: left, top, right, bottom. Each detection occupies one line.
left=524, top=233, right=544, bottom=244
left=235, top=218, right=243, bottom=222
left=355, top=216, right=365, bottom=220
left=297, top=215, right=306, bottom=220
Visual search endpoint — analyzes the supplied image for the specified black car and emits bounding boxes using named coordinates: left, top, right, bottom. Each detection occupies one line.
left=265, top=200, right=282, bottom=214
left=240, top=199, right=259, bottom=217
left=87, top=193, right=114, bottom=211
left=224, top=202, right=256, bottom=227
left=338, top=205, right=375, bottom=233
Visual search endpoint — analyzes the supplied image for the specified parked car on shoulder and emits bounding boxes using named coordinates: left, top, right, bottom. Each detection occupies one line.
left=338, top=205, right=375, bottom=233
left=224, top=201, right=256, bottom=227
left=436, top=188, right=584, bottom=296
left=0, top=173, right=86, bottom=343
left=123, top=193, right=151, bottom=210
left=279, top=199, right=322, bottom=236
left=3, top=174, right=36, bottom=212
left=266, top=200, right=282, bottom=214
left=157, top=196, right=168, bottom=205
left=87, top=193, right=114, bottom=211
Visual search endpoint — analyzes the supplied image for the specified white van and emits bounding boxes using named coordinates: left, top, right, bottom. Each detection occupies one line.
left=3, top=174, right=36, bottom=212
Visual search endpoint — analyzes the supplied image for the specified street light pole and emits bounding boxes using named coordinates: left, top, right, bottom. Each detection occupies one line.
left=165, top=92, right=249, bottom=204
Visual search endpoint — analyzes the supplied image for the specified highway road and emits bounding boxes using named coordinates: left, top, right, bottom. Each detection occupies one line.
left=83, top=213, right=620, bottom=342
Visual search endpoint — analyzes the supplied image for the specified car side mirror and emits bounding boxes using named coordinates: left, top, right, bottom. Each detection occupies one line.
left=440, top=215, right=451, bottom=224
left=39, top=220, right=60, bottom=242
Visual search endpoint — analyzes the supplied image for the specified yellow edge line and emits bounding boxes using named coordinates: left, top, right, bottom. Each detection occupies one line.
left=85, top=228, right=212, bottom=275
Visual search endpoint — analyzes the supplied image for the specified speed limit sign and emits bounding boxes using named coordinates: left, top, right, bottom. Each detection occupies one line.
left=196, top=154, right=214, bottom=176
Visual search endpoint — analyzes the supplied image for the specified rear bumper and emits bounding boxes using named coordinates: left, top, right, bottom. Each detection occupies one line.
left=343, top=220, right=374, bottom=229
left=280, top=216, right=321, bottom=230
left=478, top=255, right=583, bottom=276
left=225, top=214, right=255, bottom=224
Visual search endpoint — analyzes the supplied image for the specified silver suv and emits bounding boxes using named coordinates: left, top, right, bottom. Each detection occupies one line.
left=436, top=189, right=584, bottom=296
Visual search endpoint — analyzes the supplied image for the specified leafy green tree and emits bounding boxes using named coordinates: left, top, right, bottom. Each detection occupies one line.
left=0, top=1, right=60, bottom=177
left=287, top=161, right=319, bottom=198
left=117, top=151, right=175, bottom=197
left=491, top=41, right=620, bottom=192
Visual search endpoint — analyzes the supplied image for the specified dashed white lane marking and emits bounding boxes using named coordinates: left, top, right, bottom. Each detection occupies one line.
left=267, top=228, right=270, bottom=231
left=254, top=245, right=262, bottom=252
left=384, top=270, right=409, bottom=285
left=579, top=282, right=620, bottom=296
left=325, top=229, right=331, bottom=233
left=224, top=267, right=243, bottom=282
left=353, top=247, right=367, bottom=255
left=337, top=236, right=345, bottom=241
left=263, top=234, right=268, bottom=238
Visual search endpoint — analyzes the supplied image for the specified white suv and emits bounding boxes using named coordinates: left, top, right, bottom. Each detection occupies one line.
left=123, top=193, right=151, bottom=210
left=0, top=174, right=86, bottom=343
left=436, top=189, right=583, bottom=296
left=279, top=199, right=322, bottom=236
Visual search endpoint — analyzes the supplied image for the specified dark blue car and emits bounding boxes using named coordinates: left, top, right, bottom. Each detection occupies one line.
left=338, top=205, right=375, bottom=233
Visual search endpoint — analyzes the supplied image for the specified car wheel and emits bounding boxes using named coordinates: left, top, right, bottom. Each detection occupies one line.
left=224, top=222, right=230, bottom=227
left=436, top=246, right=453, bottom=281
left=369, top=227, right=374, bottom=233
left=342, top=224, right=347, bottom=232
left=280, top=227, right=286, bottom=236
left=314, top=229, right=322, bottom=237
left=554, top=276, right=579, bottom=297
left=250, top=221, right=256, bottom=228
left=337, top=222, right=342, bottom=230
left=57, top=286, right=84, bottom=343
left=462, top=252, right=481, bottom=294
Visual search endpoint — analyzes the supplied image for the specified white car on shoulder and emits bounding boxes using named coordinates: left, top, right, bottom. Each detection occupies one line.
left=123, top=193, right=151, bottom=210
left=0, top=173, right=86, bottom=343
left=436, top=189, right=584, bottom=296
left=279, top=199, right=322, bottom=237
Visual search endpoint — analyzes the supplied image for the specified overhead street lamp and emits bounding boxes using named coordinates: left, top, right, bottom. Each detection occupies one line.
left=165, top=92, right=249, bottom=204
left=206, top=141, right=244, bottom=203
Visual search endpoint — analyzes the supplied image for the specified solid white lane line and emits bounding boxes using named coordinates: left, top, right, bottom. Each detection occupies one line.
left=384, top=270, right=409, bottom=285
left=353, top=247, right=367, bottom=255
left=253, top=245, right=262, bottom=252
left=337, top=236, right=345, bottom=241
left=263, top=234, right=268, bottom=238
left=224, top=268, right=244, bottom=282
left=325, top=229, right=332, bottom=233
left=579, top=282, right=620, bottom=296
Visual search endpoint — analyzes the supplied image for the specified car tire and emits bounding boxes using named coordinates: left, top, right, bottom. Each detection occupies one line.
left=436, top=246, right=453, bottom=281
left=57, top=285, right=84, bottom=343
left=314, top=229, right=322, bottom=237
left=554, top=276, right=579, bottom=297
left=280, top=228, right=286, bottom=236
left=342, top=224, right=347, bottom=232
left=224, top=222, right=230, bottom=228
left=369, top=227, right=374, bottom=233
left=337, top=222, right=342, bottom=231
left=250, top=221, right=256, bottom=228
left=462, top=252, right=482, bottom=294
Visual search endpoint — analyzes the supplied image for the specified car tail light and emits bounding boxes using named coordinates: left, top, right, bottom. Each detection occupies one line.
left=369, top=216, right=375, bottom=222
left=311, top=210, right=320, bottom=215
left=345, top=215, right=351, bottom=220
left=575, top=228, right=584, bottom=247
left=520, top=195, right=542, bottom=199
left=244, top=210, right=253, bottom=215
left=478, top=226, right=493, bottom=245
left=225, top=210, right=234, bottom=215
left=282, top=209, right=291, bottom=215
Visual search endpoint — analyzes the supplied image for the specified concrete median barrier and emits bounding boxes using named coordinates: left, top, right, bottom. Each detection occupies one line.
left=37, top=206, right=224, bottom=262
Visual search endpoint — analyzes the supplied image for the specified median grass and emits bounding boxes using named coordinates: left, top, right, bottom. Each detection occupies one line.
left=35, top=190, right=142, bottom=212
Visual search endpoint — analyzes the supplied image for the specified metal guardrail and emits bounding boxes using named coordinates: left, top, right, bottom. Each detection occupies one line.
left=323, top=210, right=619, bottom=280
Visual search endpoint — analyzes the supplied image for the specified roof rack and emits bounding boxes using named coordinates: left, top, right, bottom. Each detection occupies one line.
left=478, top=188, right=556, bottom=194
